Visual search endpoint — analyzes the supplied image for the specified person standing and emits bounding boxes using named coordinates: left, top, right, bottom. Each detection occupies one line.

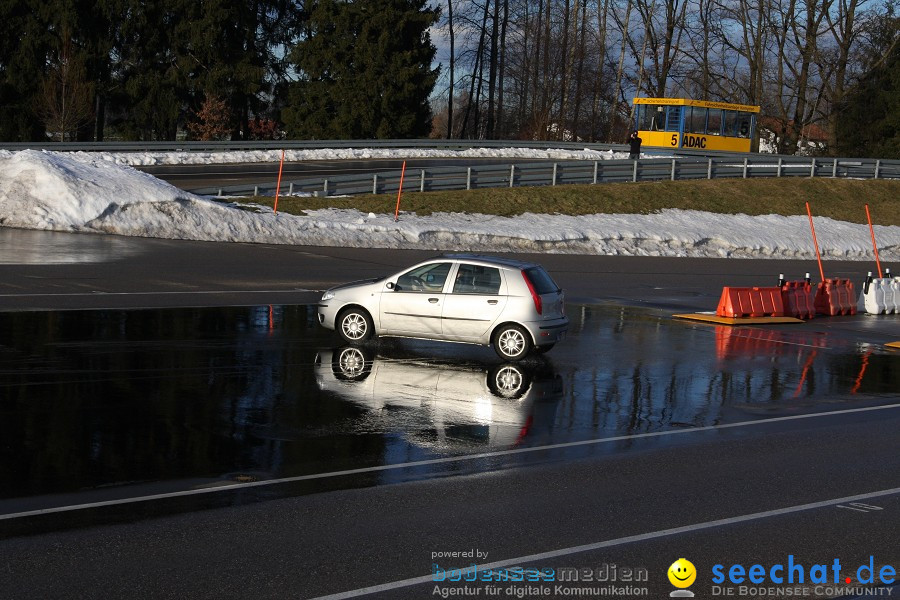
left=628, top=130, right=642, bottom=160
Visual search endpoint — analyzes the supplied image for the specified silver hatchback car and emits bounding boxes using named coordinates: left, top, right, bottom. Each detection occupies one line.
left=317, top=254, right=569, bottom=360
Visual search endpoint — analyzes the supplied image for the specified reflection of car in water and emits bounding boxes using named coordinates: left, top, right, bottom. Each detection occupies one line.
left=314, top=347, right=563, bottom=451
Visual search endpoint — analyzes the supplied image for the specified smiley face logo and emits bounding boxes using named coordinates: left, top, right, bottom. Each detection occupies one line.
left=668, top=558, right=697, bottom=588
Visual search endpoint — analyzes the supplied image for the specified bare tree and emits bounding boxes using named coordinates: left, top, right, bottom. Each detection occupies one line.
left=820, top=0, right=868, bottom=150
left=721, top=0, right=770, bottom=105
left=39, top=33, right=95, bottom=142
left=767, top=0, right=834, bottom=153
left=633, top=0, right=689, bottom=96
left=611, top=0, right=635, bottom=139
left=447, top=0, right=456, bottom=138
left=496, top=0, right=510, bottom=136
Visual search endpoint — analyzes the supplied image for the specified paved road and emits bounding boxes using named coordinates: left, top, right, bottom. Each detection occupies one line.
left=3, top=408, right=899, bottom=599
left=1, top=228, right=898, bottom=600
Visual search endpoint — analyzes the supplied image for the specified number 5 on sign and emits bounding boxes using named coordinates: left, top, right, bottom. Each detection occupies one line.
left=671, top=134, right=678, bottom=146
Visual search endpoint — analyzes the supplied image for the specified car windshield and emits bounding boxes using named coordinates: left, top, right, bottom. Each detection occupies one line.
left=524, top=266, right=559, bottom=294
left=395, top=262, right=452, bottom=292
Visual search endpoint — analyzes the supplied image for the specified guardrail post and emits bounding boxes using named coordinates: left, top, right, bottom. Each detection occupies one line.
left=467, top=167, right=472, bottom=190
left=373, top=174, right=378, bottom=194
left=633, top=160, right=638, bottom=183
left=832, top=159, right=838, bottom=178
left=810, top=159, right=816, bottom=178
left=874, top=160, right=881, bottom=179
left=671, top=158, right=676, bottom=181
left=289, top=182, right=294, bottom=195
left=253, top=185, right=259, bottom=196
left=323, top=179, right=329, bottom=196
left=777, top=158, right=783, bottom=177
left=593, top=161, right=599, bottom=184
left=743, top=157, right=748, bottom=179
left=707, top=159, right=713, bottom=180
left=218, top=188, right=222, bottom=197
left=509, top=164, right=515, bottom=187
left=552, top=163, right=558, bottom=186
left=420, top=169, right=425, bottom=193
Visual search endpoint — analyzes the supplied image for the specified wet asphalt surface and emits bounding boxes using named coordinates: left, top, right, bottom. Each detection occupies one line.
left=0, top=229, right=898, bottom=600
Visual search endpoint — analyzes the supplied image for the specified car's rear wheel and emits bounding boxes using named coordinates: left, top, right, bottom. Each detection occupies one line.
left=493, top=324, right=532, bottom=361
left=488, top=364, right=532, bottom=399
left=337, top=308, right=374, bottom=343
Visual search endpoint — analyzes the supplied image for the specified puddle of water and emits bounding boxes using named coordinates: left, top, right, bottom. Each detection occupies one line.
left=0, top=229, right=139, bottom=264
left=0, top=304, right=896, bottom=504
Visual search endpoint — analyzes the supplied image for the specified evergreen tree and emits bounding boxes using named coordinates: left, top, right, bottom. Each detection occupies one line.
left=283, top=0, right=439, bottom=139
left=172, top=0, right=303, bottom=139
left=107, top=0, right=301, bottom=140
left=0, top=0, right=118, bottom=141
left=111, top=0, right=187, bottom=140
left=835, top=40, right=900, bottom=159
left=0, top=0, right=56, bottom=140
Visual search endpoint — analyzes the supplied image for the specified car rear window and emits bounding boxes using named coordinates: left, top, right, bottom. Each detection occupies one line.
left=523, top=267, right=559, bottom=295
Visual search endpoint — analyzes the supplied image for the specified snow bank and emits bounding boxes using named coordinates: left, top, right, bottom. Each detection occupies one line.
left=75, top=146, right=635, bottom=166
left=0, top=149, right=211, bottom=230
left=1, top=150, right=898, bottom=260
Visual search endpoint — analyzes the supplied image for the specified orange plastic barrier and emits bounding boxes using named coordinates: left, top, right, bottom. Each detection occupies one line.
left=716, top=287, right=785, bottom=318
left=780, top=281, right=815, bottom=320
left=814, top=278, right=857, bottom=316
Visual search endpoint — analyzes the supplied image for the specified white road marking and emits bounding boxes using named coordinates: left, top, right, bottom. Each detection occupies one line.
left=309, top=486, right=900, bottom=599
left=1, top=402, right=898, bottom=522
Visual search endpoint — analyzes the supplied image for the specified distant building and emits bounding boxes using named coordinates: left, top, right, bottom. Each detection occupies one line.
left=758, top=116, right=829, bottom=155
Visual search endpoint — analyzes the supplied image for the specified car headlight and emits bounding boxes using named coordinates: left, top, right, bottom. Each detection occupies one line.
left=321, top=290, right=335, bottom=301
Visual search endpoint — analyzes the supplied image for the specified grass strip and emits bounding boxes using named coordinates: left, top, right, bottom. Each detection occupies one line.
left=229, top=178, right=900, bottom=226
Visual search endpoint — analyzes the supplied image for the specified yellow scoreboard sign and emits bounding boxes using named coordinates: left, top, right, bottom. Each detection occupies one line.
left=636, top=130, right=752, bottom=152
left=633, top=97, right=759, bottom=153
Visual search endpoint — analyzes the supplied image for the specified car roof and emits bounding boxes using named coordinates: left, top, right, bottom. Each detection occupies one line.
left=432, top=253, right=539, bottom=270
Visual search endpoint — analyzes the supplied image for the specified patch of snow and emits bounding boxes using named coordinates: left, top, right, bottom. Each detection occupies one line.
left=70, top=146, right=644, bottom=166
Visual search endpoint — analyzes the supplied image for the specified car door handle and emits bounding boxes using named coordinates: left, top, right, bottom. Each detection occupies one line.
left=487, top=299, right=498, bottom=305
left=429, top=298, right=440, bottom=304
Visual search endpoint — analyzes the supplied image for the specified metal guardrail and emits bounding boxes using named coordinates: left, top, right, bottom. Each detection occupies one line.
left=193, top=156, right=900, bottom=198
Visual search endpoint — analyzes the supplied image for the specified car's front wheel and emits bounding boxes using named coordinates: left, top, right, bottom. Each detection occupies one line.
left=337, top=308, right=374, bottom=344
left=493, top=324, right=532, bottom=361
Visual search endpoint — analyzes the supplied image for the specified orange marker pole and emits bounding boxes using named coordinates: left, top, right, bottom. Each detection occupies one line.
left=865, top=204, right=883, bottom=278
left=805, top=201, right=825, bottom=283
left=394, top=160, right=407, bottom=222
left=273, top=149, right=285, bottom=214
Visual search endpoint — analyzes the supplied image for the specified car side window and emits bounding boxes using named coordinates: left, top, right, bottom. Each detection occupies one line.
left=452, top=264, right=502, bottom=295
left=395, top=262, right=452, bottom=292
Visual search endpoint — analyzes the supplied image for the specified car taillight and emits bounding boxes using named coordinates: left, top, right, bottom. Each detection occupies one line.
left=521, top=271, right=542, bottom=315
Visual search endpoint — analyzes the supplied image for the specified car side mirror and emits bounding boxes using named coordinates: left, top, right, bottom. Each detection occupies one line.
left=385, top=282, right=395, bottom=290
